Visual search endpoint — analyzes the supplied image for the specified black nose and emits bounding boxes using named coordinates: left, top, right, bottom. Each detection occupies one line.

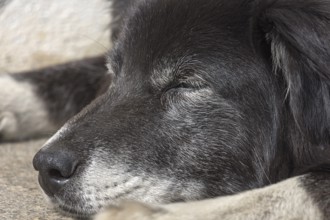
left=33, top=149, right=79, bottom=196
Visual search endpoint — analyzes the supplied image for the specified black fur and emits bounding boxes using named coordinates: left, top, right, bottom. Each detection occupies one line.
left=28, top=0, right=330, bottom=218
left=259, top=0, right=330, bottom=167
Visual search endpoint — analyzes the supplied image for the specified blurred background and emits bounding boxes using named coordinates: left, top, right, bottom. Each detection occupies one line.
left=0, top=0, right=111, bottom=219
left=0, top=0, right=111, bottom=73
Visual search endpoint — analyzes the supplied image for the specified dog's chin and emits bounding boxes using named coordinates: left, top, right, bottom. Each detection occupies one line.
left=54, top=203, right=96, bottom=219
left=44, top=193, right=101, bottom=219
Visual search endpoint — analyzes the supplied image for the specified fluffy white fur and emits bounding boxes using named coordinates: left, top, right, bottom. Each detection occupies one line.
left=95, top=176, right=322, bottom=220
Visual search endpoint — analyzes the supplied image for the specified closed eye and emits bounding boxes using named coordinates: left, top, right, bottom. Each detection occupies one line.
left=160, top=79, right=212, bottom=108
left=163, top=79, right=208, bottom=93
left=164, top=82, right=193, bottom=92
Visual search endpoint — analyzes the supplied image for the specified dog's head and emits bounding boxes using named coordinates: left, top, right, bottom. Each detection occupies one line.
left=33, top=0, right=330, bottom=217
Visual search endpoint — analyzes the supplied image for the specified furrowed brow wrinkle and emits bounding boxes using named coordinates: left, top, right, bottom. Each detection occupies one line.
left=181, top=70, right=210, bottom=85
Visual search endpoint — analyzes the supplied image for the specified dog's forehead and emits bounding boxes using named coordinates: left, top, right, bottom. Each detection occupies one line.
left=112, top=0, right=253, bottom=86
left=123, top=0, right=250, bottom=48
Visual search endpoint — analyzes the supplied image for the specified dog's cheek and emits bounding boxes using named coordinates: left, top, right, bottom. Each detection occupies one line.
left=77, top=154, right=206, bottom=207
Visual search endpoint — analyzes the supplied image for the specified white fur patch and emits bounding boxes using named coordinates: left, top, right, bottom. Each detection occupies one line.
left=162, top=177, right=323, bottom=220
left=0, top=75, right=56, bottom=140
left=95, top=176, right=323, bottom=220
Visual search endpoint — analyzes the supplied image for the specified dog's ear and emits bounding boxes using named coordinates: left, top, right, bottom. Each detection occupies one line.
left=256, top=0, right=330, bottom=145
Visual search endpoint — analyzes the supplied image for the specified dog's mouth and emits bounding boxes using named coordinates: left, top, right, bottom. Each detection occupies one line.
left=36, top=156, right=206, bottom=217
left=42, top=171, right=205, bottom=219
left=45, top=180, right=154, bottom=218
left=49, top=194, right=100, bottom=219
left=42, top=176, right=153, bottom=218
left=38, top=177, right=104, bottom=218
left=57, top=204, right=94, bottom=219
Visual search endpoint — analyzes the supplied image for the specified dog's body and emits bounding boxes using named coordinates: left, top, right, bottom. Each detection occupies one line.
left=1, top=0, right=330, bottom=219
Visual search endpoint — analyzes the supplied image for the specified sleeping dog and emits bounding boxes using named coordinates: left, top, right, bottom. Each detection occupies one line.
left=1, top=0, right=330, bottom=219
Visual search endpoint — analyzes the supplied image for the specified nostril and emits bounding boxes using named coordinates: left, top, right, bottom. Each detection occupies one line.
left=45, top=158, right=79, bottom=180
left=49, top=169, right=69, bottom=180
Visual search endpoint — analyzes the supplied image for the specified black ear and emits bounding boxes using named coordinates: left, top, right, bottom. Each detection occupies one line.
left=258, top=0, right=330, bottom=145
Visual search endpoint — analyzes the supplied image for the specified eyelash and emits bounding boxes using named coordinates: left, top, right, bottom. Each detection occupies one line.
left=164, top=79, right=208, bottom=93
left=164, top=82, right=192, bottom=92
left=160, top=81, right=208, bottom=107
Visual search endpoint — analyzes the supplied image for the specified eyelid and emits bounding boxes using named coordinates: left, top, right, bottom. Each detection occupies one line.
left=164, top=78, right=208, bottom=93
